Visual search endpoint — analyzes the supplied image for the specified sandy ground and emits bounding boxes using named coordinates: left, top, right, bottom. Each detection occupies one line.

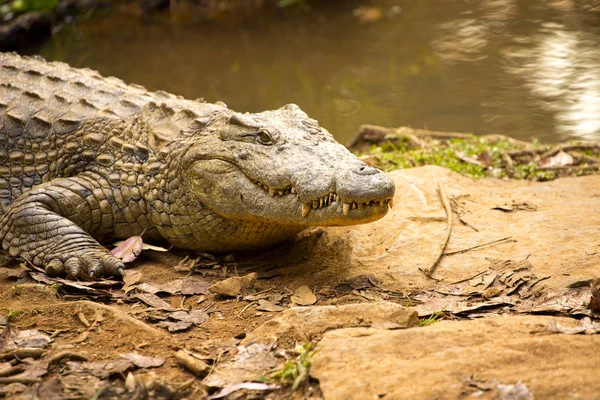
left=1, top=166, right=599, bottom=399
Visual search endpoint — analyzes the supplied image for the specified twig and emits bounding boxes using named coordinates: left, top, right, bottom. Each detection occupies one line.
left=235, top=302, right=255, bottom=319
left=0, top=376, right=41, bottom=384
left=0, top=348, right=46, bottom=361
left=443, top=237, right=513, bottom=256
left=0, top=364, right=25, bottom=377
left=48, top=351, right=88, bottom=365
left=54, top=301, right=165, bottom=337
left=540, top=143, right=600, bottom=160
left=420, top=182, right=452, bottom=278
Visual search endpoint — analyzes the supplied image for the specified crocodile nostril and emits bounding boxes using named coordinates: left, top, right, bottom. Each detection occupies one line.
left=355, top=164, right=379, bottom=176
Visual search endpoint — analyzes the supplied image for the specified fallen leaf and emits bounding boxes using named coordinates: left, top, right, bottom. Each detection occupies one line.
left=132, top=293, right=174, bottom=310
left=0, top=267, right=26, bottom=280
left=111, top=235, right=144, bottom=263
left=13, top=330, right=52, bottom=349
left=120, top=353, right=165, bottom=368
left=547, top=317, right=600, bottom=335
left=122, top=270, right=143, bottom=293
left=156, top=321, right=193, bottom=332
left=589, top=279, right=600, bottom=311
left=497, top=382, right=533, bottom=400
left=291, top=285, right=317, bottom=306
left=210, top=273, right=258, bottom=297
left=135, top=280, right=183, bottom=295
left=540, top=150, right=574, bottom=167
left=181, top=277, right=210, bottom=296
left=256, top=299, right=285, bottom=312
left=207, top=382, right=279, bottom=399
left=67, top=359, right=135, bottom=378
left=168, top=310, right=209, bottom=325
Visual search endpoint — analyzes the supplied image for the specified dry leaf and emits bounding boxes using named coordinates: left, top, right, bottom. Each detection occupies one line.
left=207, top=382, right=279, bottom=399
left=256, top=299, right=285, bottom=312
left=132, top=293, right=174, bottom=310
left=589, top=279, right=600, bottom=311
left=540, top=150, right=574, bottom=167
left=120, top=353, right=165, bottom=368
left=67, top=359, right=134, bottom=379
left=156, top=321, right=193, bottom=332
left=291, top=285, right=317, bottom=306
left=209, top=273, right=258, bottom=297
left=181, top=277, right=210, bottom=296
left=547, top=317, right=600, bottom=335
left=135, top=280, right=183, bottom=295
left=122, top=270, right=143, bottom=294
left=168, top=310, right=209, bottom=325
left=112, top=236, right=144, bottom=263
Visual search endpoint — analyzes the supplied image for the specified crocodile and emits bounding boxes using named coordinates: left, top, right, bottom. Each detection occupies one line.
left=0, top=52, right=395, bottom=279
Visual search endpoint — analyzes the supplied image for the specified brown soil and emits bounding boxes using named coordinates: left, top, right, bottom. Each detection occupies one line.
left=1, top=166, right=599, bottom=399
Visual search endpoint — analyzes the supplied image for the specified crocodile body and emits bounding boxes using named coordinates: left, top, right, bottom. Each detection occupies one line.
left=0, top=53, right=395, bottom=278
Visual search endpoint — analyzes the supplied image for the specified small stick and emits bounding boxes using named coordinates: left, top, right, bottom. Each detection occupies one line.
left=48, top=351, right=88, bottom=365
left=443, top=237, right=513, bottom=256
left=0, top=376, right=41, bottom=384
left=0, top=348, right=46, bottom=361
left=0, top=364, right=25, bottom=377
left=539, top=143, right=600, bottom=160
left=54, top=301, right=165, bottom=337
left=175, top=350, right=210, bottom=377
left=235, top=302, right=255, bottom=319
left=420, top=182, right=452, bottom=278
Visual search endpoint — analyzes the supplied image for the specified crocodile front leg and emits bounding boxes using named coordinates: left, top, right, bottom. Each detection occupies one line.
left=0, top=175, right=137, bottom=279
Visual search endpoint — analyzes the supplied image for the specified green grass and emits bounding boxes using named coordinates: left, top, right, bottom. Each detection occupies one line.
left=364, top=134, right=577, bottom=181
left=419, top=310, right=445, bottom=326
left=262, top=343, right=317, bottom=390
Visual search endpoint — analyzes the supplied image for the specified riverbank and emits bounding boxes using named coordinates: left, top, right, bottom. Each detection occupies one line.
left=1, top=132, right=599, bottom=399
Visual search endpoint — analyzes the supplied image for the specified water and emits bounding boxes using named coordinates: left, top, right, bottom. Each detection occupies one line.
left=35, top=0, right=600, bottom=143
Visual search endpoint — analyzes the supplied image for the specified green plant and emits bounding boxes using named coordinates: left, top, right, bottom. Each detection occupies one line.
left=267, top=343, right=317, bottom=390
left=6, top=309, right=22, bottom=322
left=419, top=309, right=445, bottom=326
left=11, top=0, right=57, bottom=13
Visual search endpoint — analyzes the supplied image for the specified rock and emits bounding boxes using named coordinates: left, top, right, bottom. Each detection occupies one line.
left=209, top=273, right=258, bottom=297
left=310, top=315, right=600, bottom=399
left=242, top=302, right=418, bottom=345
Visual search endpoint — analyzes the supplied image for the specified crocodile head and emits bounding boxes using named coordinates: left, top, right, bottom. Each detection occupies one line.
left=179, top=104, right=395, bottom=228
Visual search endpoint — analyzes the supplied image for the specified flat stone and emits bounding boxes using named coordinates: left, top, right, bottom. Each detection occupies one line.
left=242, top=302, right=418, bottom=345
left=310, top=315, right=600, bottom=399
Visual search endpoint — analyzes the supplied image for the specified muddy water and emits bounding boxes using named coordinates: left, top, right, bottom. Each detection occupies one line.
left=36, top=0, right=600, bottom=142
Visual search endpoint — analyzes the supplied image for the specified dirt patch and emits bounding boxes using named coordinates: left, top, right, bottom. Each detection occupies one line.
left=1, top=166, right=599, bottom=398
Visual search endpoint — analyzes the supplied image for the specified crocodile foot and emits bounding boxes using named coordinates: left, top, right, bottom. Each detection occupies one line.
left=43, top=249, right=125, bottom=279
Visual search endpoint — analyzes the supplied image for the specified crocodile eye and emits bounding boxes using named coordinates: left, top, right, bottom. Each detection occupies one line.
left=257, top=129, right=274, bottom=145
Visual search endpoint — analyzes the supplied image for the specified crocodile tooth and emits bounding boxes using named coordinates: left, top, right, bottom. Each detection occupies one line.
left=389, top=198, right=394, bottom=209
left=291, top=187, right=296, bottom=194
left=343, top=202, right=350, bottom=216
left=278, top=190, right=284, bottom=196
left=302, top=203, right=311, bottom=217
left=352, top=202, right=357, bottom=210
left=312, top=201, right=319, bottom=209
left=320, top=198, right=324, bottom=208
left=269, top=188, right=277, bottom=197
